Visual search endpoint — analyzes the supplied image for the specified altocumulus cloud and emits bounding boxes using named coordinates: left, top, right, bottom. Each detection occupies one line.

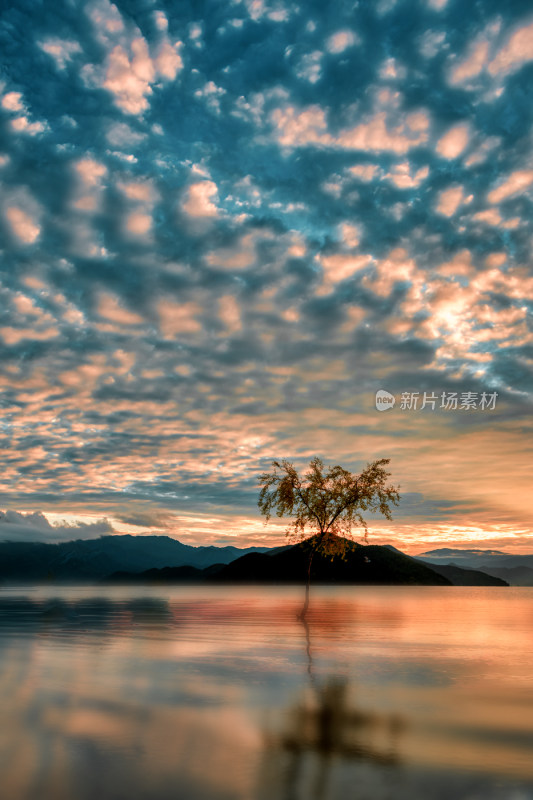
left=0, top=0, right=531, bottom=550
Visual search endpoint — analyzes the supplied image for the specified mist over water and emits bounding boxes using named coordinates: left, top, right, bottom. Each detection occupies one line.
left=0, top=585, right=532, bottom=800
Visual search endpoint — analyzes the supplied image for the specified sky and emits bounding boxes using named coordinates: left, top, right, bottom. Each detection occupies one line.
left=0, top=0, right=532, bottom=552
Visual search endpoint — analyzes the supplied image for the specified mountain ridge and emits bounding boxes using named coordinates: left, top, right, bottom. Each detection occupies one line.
left=107, top=539, right=508, bottom=587
left=0, top=535, right=512, bottom=586
left=416, top=547, right=533, bottom=582
left=0, top=535, right=269, bottom=582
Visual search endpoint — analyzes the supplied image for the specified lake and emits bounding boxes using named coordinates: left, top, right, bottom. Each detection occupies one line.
left=0, top=585, right=532, bottom=800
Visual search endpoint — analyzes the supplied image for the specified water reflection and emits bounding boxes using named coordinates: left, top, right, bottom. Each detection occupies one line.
left=260, top=677, right=405, bottom=800
left=0, top=595, right=176, bottom=635
left=257, top=613, right=405, bottom=800
left=0, top=586, right=532, bottom=800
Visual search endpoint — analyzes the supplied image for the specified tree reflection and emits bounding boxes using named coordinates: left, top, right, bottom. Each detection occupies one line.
left=257, top=616, right=405, bottom=800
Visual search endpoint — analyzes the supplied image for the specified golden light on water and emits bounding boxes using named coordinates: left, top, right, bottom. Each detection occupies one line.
left=1, top=586, right=533, bottom=799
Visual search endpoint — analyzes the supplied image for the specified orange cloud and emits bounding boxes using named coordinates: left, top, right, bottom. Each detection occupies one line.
left=97, top=293, right=145, bottom=325
left=157, top=300, right=203, bottom=337
left=182, top=181, right=219, bottom=218
left=487, top=170, right=533, bottom=204
left=436, top=123, right=470, bottom=159
left=5, top=206, right=40, bottom=243
left=270, top=101, right=430, bottom=154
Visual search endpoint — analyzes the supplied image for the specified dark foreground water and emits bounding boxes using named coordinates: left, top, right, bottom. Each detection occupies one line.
left=0, top=585, right=532, bottom=800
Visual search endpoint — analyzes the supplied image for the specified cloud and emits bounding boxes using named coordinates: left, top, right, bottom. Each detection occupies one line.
left=5, top=207, right=41, bottom=244
left=349, top=164, right=379, bottom=182
left=448, top=18, right=533, bottom=89
left=435, top=186, right=472, bottom=217
left=0, top=510, right=114, bottom=543
left=194, top=81, right=227, bottom=113
left=0, top=326, right=59, bottom=345
left=242, top=0, right=291, bottom=22
left=487, top=170, right=533, bottom=204
left=338, top=108, right=430, bottom=154
left=81, top=0, right=183, bottom=115
left=338, top=222, right=360, bottom=248
left=488, top=20, right=533, bottom=77
left=97, top=293, right=145, bottom=326
left=153, top=11, right=169, bottom=33
left=319, top=253, right=372, bottom=286
left=99, top=39, right=156, bottom=115
left=1, top=92, right=24, bottom=112
left=106, top=121, right=147, bottom=148
left=383, top=162, right=429, bottom=189
left=436, top=123, right=470, bottom=159
left=157, top=300, right=203, bottom=338
left=1, top=88, right=49, bottom=135
left=448, top=40, right=490, bottom=86
left=182, top=181, right=219, bottom=218
left=326, top=30, right=358, bottom=54
left=117, top=178, right=158, bottom=239
left=270, top=104, right=329, bottom=147
left=270, top=96, right=430, bottom=154
left=379, top=58, right=407, bottom=81
left=156, top=40, right=183, bottom=80
left=10, top=116, right=48, bottom=135
left=39, top=38, right=83, bottom=70
left=218, top=295, right=242, bottom=334
left=470, top=208, right=503, bottom=227
left=73, top=158, right=107, bottom=196
left=3, top=187, right=42, bottom=244
left=295, top=51, right=323, bottom=83
left=419, top=30, right=447, bottom=59
left=0, top=0, right=530, bottom=551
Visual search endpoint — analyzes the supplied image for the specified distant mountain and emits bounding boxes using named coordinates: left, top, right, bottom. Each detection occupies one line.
left=0, top=535, right=269, bottom=582
left=476, top=565, right=533, bottom=587
left=416, top=547, right=533, bottom=584
left=115, top=539, right=512, bottom=586
left=423, top=563, right=507, bottom=587
left=109, top=538, right=508, bottom=586
left=110, top=540, right=451, bottom=585
left=417, top=548, right=511, bottom=564
left=0, top=536, right=513, bottom=586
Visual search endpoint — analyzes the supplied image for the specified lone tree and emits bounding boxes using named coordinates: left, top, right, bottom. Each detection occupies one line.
left=258, top=457, right=400, bottom=618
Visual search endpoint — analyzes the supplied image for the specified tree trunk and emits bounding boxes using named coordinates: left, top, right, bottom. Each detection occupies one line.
left=299, top=548, right=314, bottom=620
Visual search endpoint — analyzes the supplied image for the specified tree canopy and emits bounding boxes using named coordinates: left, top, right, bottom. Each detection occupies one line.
left=258, top=456, right=400, bottom=559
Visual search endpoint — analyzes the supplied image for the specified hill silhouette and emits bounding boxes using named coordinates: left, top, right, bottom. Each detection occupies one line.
left=0, top=534, right=509, bottom=586
left=0, top=535, right=268, bottom=582
left=211, top=539, right=451, bottom=585
left=424, top=562, right=508, bottom=587
left=108, top=537, right=508, bottom=586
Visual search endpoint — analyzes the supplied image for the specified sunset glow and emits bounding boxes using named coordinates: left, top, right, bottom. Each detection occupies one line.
left=0, top=0, right=531, bottom=552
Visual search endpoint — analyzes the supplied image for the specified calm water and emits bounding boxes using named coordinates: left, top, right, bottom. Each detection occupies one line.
left=0, top=585, right=533, bottom=800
